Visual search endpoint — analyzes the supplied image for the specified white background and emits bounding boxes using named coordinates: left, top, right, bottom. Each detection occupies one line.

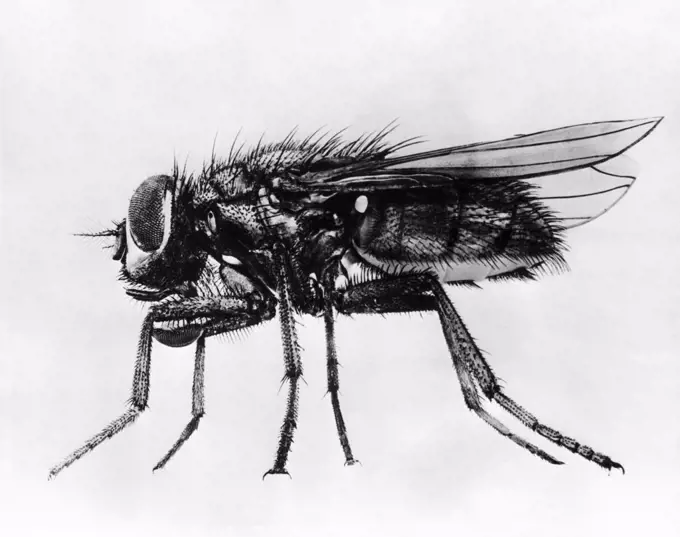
left=2, top=1, right=679, bottom=535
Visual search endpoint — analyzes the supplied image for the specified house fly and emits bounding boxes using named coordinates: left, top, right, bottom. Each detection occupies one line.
left=49, top=117, right=662, bottom=479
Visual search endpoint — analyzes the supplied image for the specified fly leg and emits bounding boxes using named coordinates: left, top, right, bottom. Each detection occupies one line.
left=426, top=281, right=624, bottom=472
left=338, top=274, right=623, bottom=471
left=49, top=293, right=274, bottom=479
left=319, top=266, right=361, bottom=466
left=331, top=274, right=566, bottom=466
left=152, top=295, right=275, bottom=472
left=263, top=243, right=303, bottom=478
left=152, top=336, right=206, bottom=472
left=320, top=265, right=448, bottom=467
left=48, top=314, right=154, bottom=480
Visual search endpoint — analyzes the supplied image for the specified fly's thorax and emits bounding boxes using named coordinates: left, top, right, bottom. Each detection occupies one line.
left=193, top=195, right=274, bottom=256
left=214, top=200, right=268, bottom=247
left=253, top=187, right=299, bottom=242
left=292, top=207, right=347, bottom=276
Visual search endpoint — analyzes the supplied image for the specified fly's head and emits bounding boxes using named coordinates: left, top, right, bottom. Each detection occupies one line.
left=114, top=174, right=207, bottom=296
left=102, top=174, right=232, bottom=347
left=93, top=172, right=275, bottom=348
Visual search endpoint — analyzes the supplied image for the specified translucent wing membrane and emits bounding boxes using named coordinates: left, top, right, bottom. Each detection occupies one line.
left=527, top=154, right=638, bottom=229
left=383, top=117, right=657, bottom=177
left=295, top=117, right=661, bottom=187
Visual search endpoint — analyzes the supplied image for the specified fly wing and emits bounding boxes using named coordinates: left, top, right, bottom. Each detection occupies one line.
left=525, top=153, right=638, bottom=229
left=292, top=117, right=659, bottom=184
left=289, top=117, right=660, bottom=227
left=380, top=117, right=660, bottom=178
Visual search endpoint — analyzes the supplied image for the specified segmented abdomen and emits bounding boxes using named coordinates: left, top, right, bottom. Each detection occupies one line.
left=351, top=183, right=566, bottom=280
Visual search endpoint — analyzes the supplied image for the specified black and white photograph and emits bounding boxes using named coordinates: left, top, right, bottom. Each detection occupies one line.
left=2, top=1, right=679, bottom=536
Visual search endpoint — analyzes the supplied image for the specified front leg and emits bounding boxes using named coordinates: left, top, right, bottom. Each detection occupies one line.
left=152, top=335, right=206, bottom=472
left=48, top=314, right=154, bottom=480
left=49, top=292, right=273, bottom=479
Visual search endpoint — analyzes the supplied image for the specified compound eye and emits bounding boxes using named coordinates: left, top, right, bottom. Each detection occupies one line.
left=127, top=175, right=174, bottom=252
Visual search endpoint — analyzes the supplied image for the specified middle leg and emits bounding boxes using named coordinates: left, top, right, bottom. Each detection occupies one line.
left=321, top=267, right=360, bottom=466
left=263, top=243, right=304, bottom=478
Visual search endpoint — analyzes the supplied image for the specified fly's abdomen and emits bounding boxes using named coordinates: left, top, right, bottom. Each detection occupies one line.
left=353, top=193, right=462, bottom=262
left=351, top=184, right=565, bottom=278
